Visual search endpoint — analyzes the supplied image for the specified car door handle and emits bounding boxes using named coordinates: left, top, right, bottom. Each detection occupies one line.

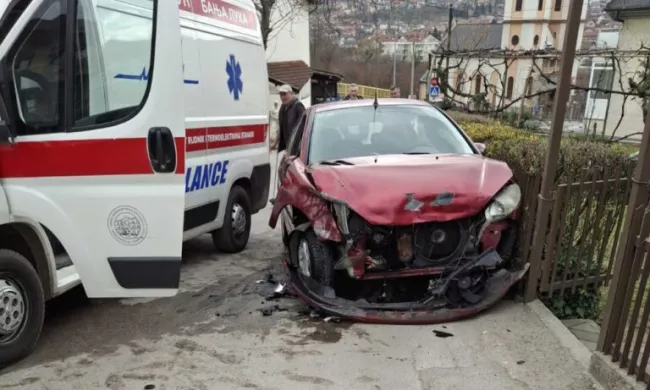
left=147, top=127, right=177, bottom=173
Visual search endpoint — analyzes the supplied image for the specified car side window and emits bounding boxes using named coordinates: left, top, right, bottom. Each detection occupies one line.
left=288, top=113, right=307, bottom=156
left=10, top=0, right=66, bottom=135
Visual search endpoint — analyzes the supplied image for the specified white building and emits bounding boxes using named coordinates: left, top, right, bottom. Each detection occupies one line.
left=596, top=0, right=650, bottom=142
left=382, top=35, right=440, bottom=62
left=264, top=0, right=312, bottom=108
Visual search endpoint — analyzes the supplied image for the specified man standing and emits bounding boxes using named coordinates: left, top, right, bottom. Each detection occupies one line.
left=389, top=86, right=400, bottom=98
left=344, top=84, right=363, bottom=100
left=275, top=84, right=305, bottom=153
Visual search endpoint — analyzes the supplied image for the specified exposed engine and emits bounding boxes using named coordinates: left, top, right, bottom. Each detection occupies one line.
left=347, top=212, right=485, bottom=271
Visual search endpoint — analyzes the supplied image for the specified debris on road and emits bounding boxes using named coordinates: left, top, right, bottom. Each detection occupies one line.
left=433, top=330, right=454, bottom=338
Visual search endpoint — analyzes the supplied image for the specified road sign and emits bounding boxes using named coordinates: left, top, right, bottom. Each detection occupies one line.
left=430, top=76, right=439, bottom=87
left=429, top=85, right=440, bottom=99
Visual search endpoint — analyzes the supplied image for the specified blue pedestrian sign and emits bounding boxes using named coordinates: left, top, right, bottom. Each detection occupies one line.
left=429, top=85, right=440, bottom=98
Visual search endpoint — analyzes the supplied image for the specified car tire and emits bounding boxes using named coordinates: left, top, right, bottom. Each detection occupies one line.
left=0, top=249, right=45, bottom=368
left=281, top=215, right=289, bottom=247
left=213, top=186, right=252, bottom=253
left=296, top=230, right=334, bottom=287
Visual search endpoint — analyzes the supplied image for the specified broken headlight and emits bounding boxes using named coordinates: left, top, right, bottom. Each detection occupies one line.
left=484, top=183, right=521, bottom=223
left=331, top=201, right=350, bottom=235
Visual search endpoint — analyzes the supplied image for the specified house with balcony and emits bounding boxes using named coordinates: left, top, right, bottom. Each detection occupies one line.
left=596, top=0, right=650, bottom=142
left=381, top=34, right=440, bottom=62
left=442, top=0, right=587, bottom=113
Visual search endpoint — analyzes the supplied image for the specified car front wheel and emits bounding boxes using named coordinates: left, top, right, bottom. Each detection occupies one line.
left=295, top=230, right=334, bottom=287
left=0, top=249, right=45, bottom=368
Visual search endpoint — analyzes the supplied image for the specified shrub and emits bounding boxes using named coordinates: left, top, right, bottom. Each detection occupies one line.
left=458, top=120, right=635, bottom=182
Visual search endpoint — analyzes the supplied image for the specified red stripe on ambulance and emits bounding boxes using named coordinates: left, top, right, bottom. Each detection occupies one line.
left=0, top=138, right=186, bottom=179
left=178, top=0, right=257, bottom=30
left=185, top=124, right=266, bottom=152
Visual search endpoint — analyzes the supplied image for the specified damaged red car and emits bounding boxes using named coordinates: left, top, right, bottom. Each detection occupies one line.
left=269, top=99, right=529, bottom=324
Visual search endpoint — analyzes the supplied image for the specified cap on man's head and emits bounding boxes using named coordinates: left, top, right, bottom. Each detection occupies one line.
left=278, top=84, right=293, bottom=93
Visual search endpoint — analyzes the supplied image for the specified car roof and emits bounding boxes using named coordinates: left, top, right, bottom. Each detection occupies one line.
left=311, top=98, right=432, bottom=113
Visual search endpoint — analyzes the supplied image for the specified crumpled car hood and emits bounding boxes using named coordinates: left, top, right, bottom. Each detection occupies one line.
left=308, top=154, right=513, bottom=225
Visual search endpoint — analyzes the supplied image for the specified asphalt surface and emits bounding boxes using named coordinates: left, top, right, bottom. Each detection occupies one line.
left=0, top=153, right=600, bottom=389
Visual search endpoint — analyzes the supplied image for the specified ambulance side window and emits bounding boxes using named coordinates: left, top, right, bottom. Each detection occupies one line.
left=9, top=0, right=66, bottom=135
left=72, top=0, right=154, bottom=128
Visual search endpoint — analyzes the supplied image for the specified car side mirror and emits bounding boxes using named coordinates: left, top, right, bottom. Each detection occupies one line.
left=475, top=142, right=486, bottom=153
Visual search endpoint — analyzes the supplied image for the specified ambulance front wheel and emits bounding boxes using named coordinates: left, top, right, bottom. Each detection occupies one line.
left=213, top=185, right=252, bottom=253
left=0, top=249, right=45, bottom=368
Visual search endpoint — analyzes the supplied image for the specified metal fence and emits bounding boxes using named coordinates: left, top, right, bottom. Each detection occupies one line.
left=518, top=165, right=632, bottom=298
left=598, top=201, right=650, bottom=385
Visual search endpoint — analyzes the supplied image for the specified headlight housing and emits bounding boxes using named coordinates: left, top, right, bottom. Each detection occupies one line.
left=484, top=183, right=521, bottom=223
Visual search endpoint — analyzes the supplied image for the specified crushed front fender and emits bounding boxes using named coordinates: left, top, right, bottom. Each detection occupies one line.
left=285, top=260, right=530, bottom=325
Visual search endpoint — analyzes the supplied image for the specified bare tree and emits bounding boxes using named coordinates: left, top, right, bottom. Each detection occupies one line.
left=256, top=0, right=320, bottom=48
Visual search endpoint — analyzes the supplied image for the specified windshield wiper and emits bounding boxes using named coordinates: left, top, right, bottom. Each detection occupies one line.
left=319, top=159, right=354, bottom=166
left=403, top=151, right=433, bottom=155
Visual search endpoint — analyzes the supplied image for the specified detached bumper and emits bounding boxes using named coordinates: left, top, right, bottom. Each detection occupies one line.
left=285, top=260, right=530, bottom=325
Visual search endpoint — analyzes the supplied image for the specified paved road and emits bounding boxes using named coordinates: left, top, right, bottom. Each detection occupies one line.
left=0, top=153, right=599, bottom=390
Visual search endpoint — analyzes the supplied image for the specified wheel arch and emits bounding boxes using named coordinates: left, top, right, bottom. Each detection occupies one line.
left=0, top=222, right=54, bottom=300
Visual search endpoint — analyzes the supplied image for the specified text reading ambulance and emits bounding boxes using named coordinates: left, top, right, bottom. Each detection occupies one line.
left=0, top=0, right=270, bottom=366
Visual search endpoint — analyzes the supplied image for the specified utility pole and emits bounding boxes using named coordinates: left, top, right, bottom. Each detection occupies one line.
left=524, top=0, right=585, bottom=302
left=410, top=42, right=416, bottom=97
left=390, top=0, right=397, bottom=86
left=445, top=4, right=452, bottom=71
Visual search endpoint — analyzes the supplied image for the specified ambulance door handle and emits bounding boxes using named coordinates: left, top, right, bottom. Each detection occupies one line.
left=147, top=127, right=177, bottom=173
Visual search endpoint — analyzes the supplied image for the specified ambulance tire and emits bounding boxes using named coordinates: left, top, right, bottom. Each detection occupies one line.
left=213, top=186, right=251, bottom=253
left=0, top=250, right=45, bottom=368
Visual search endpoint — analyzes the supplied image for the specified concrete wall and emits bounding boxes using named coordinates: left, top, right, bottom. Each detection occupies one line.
left=603, top=18, right=647, bottom=142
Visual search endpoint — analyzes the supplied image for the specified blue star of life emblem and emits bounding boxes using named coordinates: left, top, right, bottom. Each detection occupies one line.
left=226, top=54, right=243, bottom=101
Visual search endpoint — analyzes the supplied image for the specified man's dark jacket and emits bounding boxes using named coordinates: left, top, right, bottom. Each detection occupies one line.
left=343, top=95, right=363, bottom=100
left=278, top=98, right=306, bottom=152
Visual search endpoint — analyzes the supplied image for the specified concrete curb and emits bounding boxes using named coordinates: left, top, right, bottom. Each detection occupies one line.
left=527, top=300, right=593, bottom=368
left=589, top=352, right=644, bottom=390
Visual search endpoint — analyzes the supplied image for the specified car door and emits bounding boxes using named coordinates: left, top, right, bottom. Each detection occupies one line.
left=277, top=112, right=307, bottom=184
left=0, top=0, right=186, bottom=297
left=276, top=112, right=306, bottom=230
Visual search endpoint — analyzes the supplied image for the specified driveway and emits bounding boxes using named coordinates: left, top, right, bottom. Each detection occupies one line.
left=0, top=153, right=599, bottom=390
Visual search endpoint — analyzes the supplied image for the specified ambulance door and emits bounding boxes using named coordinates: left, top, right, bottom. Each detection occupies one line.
left=179, top=17, right=211, bottom=238
left=0, top=101, right=10, bottom=225
left=0, top=0, right=186, bottom=297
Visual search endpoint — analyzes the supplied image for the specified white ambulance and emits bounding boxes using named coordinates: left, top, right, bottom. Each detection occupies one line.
left=0, top=0, right=270, bottom=366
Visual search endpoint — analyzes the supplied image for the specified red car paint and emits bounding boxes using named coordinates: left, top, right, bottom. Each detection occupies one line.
left=481, top=221, right=509, bottom=251
left=307, top=153, right=513, bottom=226
left=269, top=157, right=342, bottom=242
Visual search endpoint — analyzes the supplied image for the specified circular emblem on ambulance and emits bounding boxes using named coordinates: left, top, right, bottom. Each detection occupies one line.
left=107, top=205, right=148, bottom=246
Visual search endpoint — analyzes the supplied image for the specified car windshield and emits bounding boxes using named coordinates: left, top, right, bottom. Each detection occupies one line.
left=307, top=104, right=475, bottom=164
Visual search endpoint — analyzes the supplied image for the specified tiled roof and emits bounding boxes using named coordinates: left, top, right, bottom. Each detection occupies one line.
left=267, top=61, right=312, bottom=91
